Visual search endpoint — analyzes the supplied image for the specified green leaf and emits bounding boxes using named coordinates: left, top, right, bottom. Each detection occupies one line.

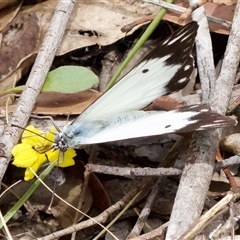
left=42, top=66, right=99, bottom=93
left=0, top=66, right=99, bottom=98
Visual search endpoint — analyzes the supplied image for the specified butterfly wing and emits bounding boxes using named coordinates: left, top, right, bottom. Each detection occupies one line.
left=63, top=105, right=236, bottom=146
left=70, top=22, right=198, bottom=124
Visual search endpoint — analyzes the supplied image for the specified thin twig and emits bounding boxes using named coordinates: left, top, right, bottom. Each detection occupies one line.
left=126, top=177, right=163, bottom=239
left=128, top=222, right=168, bottom=240
left=86, top=164, right=182, bottom=176
left=0, top=0, right=76, bottom=184
left=193, top=7, right=216, bottom=103
left=143, top=0, right=232, bottom=28
left=215, top=155, right=240, bottom=170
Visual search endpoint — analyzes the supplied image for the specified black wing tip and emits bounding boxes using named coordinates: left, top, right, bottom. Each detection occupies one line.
left=158, top=22, right=198, bottom=94
left=175, top=104, right=237, bottom=133
left=184, top=21, right=199, bottom=28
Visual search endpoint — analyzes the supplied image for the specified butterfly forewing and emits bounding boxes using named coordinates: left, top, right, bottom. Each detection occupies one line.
left=71, top=22, right=198, bottom=123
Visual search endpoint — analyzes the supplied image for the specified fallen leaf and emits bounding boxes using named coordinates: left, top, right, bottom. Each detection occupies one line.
left=145, top=96, right=183, bottom=111
left=6, top=90, right=102, bottom=115
left=0, top=1, right=21, bottom=32
left=220, top=133, right=240, bottom=154
left=0, top=0, right=18, bottom=11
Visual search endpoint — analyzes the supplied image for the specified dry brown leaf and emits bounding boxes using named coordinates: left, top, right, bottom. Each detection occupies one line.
left=0, top=1, right=21, bottom=32
left=210, top=0, right=236, bottom=5
left=0, top=10, right=40, bottom=102
left=0, top=11, right=40, bottom=82
left=48, top=161, right=93, bottom=228
left=6, top=93, right=182, bottom=115
left=220, top=133, right=240, bottom=154
left=5, top=90, right=102, bottom=115
left=145, top=96, right=183, bottom=111
left=89, top=172, right=112, bottom=211
left=0, top=0, right=18, bottom=11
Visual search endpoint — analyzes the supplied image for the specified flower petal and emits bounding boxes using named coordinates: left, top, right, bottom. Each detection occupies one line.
left=46, top=148, right=76, bottom=167
left=58, top=148, right=76, bottom=167
left=24, top=168, right=35, bottom=181
left=24, top=155, right=47, bottom=180
left=12, top=144, right=38, bottom=167
left=44, top=126, right=57, bottom=144
left=22, top=125, right=45, bottom=146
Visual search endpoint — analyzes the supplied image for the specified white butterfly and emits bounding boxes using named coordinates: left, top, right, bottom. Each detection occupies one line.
left=55, top=22, right=236, bottom=149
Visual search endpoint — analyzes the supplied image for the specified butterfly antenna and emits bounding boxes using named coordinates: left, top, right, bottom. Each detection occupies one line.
left=11, top=124, right=56, bottom=144
left=30, top=115, right=62, bottom=133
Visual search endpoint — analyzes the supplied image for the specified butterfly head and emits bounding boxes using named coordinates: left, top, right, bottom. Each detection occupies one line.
left=54, top=132, right=69, bottom=152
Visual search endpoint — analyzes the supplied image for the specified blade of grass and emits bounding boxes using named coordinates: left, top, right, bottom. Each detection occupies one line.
left=105, top=0, right=174, bottom=90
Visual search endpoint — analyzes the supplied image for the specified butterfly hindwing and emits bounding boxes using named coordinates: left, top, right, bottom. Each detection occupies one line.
left=62, top=105, right=236, bottom=146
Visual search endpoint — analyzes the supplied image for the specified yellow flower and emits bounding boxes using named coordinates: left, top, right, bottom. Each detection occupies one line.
left=12, top=125, right=76, bottom=181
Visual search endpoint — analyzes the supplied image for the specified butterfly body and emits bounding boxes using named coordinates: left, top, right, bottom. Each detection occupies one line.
left=54, top=22, right=236, bottom=150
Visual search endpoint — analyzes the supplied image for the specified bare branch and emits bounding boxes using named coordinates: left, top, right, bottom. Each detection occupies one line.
left=0, top=0, right=76, bottom=183
left=86, top=164, right=182, bottom=176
